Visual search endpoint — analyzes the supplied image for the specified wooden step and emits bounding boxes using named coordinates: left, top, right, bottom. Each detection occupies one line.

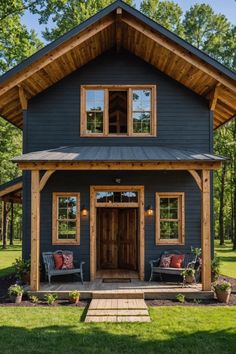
left=92, top=291, right=144, bottom=299
left=85, top=316, right=151, bottom=323
left=85, top=298, right=150, bottom=323
left=87, top=309, right=149, bottom=316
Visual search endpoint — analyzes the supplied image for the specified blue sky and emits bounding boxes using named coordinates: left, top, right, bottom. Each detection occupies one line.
left=22, top=0, right=236, bottom=42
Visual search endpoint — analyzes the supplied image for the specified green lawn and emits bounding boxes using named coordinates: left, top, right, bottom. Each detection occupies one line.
left=0, top=242, right=22, bottom=278
left=0, top=307, right=235, bottom=354
left=215, top=240, right=236, bottom=278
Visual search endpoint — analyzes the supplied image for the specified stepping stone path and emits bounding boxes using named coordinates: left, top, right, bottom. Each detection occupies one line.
left=85, top=292, right=150, bottom=322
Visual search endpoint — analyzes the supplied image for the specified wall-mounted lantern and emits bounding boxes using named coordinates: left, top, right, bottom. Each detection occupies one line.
left=146, top=205, right=154, bottom=216
left=81, top=205, right=88, bottom=217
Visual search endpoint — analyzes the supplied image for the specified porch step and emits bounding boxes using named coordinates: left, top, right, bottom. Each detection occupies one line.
left=85, top=298, right=150, bottom=323
left=92, top=291, right=144, bottom=299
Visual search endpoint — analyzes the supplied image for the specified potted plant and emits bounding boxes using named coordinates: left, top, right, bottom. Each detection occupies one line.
left=69, top=290, right=80, bottom=304
left=211, top=255, right=221, bottom=281
left=181, top=268, right=195, bottom=284
left=12, top=258, right=31, bottom=284
left=213, top=281, right=231, bottom=303
left=44, top=293, right=58, bottom=305
left=8, top=284, right=24, bottom=304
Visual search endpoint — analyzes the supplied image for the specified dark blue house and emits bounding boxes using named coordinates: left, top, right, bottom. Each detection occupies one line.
left=0, top=1, right=235, bottom=292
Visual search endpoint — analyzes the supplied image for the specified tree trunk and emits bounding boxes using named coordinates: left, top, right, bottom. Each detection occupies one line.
left=2, top=201, right=7, bottom=249
left=232, top=120, right=236, bottom=250
left=219, top=163, right=226, bottom=245
left=9, top=202, right=14, bottom=245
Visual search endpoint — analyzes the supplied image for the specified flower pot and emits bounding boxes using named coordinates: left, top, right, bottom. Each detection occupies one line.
left=69, top=297, right=80, bottom=304
left=10, top=294, right=22, bottom=304
left=215, top=289, right=231, bottom=303
left=185, top=275, right=195, bottom=284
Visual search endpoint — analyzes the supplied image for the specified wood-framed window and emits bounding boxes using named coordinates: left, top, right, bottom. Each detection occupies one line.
left=52, top=192, right=80, bottom=245
left=155, top=192, right=185, bottom=245
left=80, top=85, right=156, bottom=137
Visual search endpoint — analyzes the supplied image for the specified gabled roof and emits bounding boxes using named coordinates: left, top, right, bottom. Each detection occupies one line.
left=0, top=0, right=235, bottom=129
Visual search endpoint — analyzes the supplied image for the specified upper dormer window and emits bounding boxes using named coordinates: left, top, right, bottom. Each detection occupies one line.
left=80, top=85, right=156, bottom=137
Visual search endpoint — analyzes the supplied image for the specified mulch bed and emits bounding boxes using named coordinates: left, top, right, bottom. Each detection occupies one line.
left=0, top=274, right=235, bottom=307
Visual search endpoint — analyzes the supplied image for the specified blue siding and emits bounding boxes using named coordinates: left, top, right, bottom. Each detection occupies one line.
left=23, top=170, right=202, bottom=280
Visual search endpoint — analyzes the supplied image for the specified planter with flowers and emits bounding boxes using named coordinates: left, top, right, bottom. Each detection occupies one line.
left=69, top=290, right=80, bottom=304
left=213, top=281, right=231, bottom=303
left=8, top=284, right=24, bottom=304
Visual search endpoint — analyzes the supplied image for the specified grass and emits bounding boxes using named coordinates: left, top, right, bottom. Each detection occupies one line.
left=0, top=241, right=22, bottom=278
left=215, top=239, right=236, bottom=278
left=0, top=307, right=235, bottom=354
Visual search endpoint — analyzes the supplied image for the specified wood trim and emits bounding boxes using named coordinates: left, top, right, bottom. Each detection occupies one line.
left=209, top=84, right=220, bottom=111
left=30, top=170, right=40, bottom=291
left=52, top=192, right=80, bottom=245
left=18, top=86, right=28, bottom=110
left=17, top=161, right=223, bottom=171
left=201, top=170, right=211, bottom=291
left=90, top=185, right=145, bottom=281
left=0, top=182, right=22, bottom=198
left=155, top=192, right=185, bottom=245
left=39, top=170, right=55, bottom=192
left=122, top=16, right=236, bottom=94
left=116, top=8, right=122, bottom=53
left=188, top=170, right=202, bottom=191
left=0, top=16, right=114, bottom=97
left=80, top=84, right=157, bottom=137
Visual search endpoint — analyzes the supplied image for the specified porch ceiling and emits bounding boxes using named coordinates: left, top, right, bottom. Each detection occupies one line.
left=0, top=1, right=235, bottom=129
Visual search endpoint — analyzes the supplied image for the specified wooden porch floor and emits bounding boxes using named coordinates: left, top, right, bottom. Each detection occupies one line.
left=27, top=280, right=214, bottom=300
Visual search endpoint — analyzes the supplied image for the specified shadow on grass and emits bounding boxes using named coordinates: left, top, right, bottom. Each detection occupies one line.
left=0, top=324, right=235, bottom=354
left=0, top=266, right=15, bottom=278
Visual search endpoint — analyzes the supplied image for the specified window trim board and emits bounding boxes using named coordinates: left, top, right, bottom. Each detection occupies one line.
left=155, top=192, right=185, bottom=245
left=80, top=85, right=157, bottom=137
left=52, top=192, right=80, bottom=245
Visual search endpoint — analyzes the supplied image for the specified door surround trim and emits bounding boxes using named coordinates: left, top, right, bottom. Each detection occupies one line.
left=90, top=185, right=145, bottom=281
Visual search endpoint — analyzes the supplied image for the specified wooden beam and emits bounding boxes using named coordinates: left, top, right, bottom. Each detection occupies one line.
left=31, top=170, right=40, bottom=291
left=121, top=17, right=236, bottom=94
left=116, top=8, right=122, bottom=53
left=0, top=182, right=22, bottom=198
left=0, top=16, right=114, bottom=97
left=188, top=170, right=202, bottom=191
left=209, top=84, right=220, bottom=111
left=39, top=170, right=55, bottom=192
left=201, top=169, right=211, bottom=291
left=18, top=86, right=28, bottom=110
left=17, top=161, right=223, bottom=171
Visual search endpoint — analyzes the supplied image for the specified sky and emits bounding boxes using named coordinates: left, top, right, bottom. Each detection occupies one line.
left=22, top=0, right=236, bottom=42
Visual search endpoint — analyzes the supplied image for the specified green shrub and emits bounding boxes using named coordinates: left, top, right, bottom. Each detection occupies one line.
left=69, top=290, right=80, bottom=301
left=29, top=295, right=39, bottom=304
left=12, top=258, right=30, bottom=279
left=44, top=293, right=57, bottom=305
left=8, top=284, right=24, bottom=296
left=176, top=293, right=185, bottom=303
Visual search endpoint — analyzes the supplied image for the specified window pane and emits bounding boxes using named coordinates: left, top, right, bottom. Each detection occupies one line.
left=67, top=221, right=76, bottom=239
left=58, top=208, right=67, bottom=219
left=96, top=191, right=138, bottom=203
left=87, top=112, right=103, bottom=133
left=86, top=90, right=104, bottom=111
left=160, top=221, right=179, bottom=239
left=133, top=112, right=150, bottom=133
left=58, top=221, right=68, bottom=239
left=96, top=192, right=114, bottom=203
left=132, top=90, right=151, bottom=111
left=121, top=191, right=138, bottom=202
left=160, top=198, right=178, bottom=219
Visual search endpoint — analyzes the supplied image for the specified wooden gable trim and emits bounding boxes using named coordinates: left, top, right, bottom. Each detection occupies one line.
left=0, top=16, right=114, bottom=98
left=0, top=182, right=23, bottom=198
left=122, top=16, right=236, bottom=94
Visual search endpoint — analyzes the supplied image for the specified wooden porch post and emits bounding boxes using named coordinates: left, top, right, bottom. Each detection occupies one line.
left=10, top=202, right=14, bottom=245
left=31, top=170, right=40, bottom=291
left=201, top=170, right=211, bottom=291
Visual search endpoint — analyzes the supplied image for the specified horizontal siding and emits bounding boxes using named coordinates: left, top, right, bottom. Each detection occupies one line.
left=23, top=170, right=202, bottom=280
left=26, top=49, right=210, bottom=153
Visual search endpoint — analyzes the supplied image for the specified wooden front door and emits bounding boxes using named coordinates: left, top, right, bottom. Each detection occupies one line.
left=97, top=208, right=138, bottom=271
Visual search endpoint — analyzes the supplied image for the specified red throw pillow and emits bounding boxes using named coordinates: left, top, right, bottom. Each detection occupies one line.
left=160, top=255, right=172, bottom=268
left=62, top=253, right=74, bottom=270
left=53, top=254, right=64, bottom=269
left=170, top=255, right=184, bottom=268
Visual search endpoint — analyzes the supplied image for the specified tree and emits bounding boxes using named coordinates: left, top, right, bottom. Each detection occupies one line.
left=30, top=0, right=134, bottom=42
left=0, top=1, right=43, bottom=246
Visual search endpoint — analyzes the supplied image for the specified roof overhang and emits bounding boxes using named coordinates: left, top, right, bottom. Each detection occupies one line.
left=0, top=177, right=23, bottom=203
left=0, top=0, right=235, bottom=129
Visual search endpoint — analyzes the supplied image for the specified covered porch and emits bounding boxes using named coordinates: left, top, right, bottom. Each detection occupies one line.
left=13, top=145, right=224, bottom=293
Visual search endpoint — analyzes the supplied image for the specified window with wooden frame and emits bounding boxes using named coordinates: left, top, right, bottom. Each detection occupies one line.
left=155, top=192, right=185, bottom=245
left=52, top=193, right=80, bottom=245
left=80, top=85, right=156, bottom=137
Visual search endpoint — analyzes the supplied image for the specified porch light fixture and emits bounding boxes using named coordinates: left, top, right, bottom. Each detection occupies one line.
left=146, top=205, right=154, bottom=216
left=81, top=205, right=88, bottom=217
